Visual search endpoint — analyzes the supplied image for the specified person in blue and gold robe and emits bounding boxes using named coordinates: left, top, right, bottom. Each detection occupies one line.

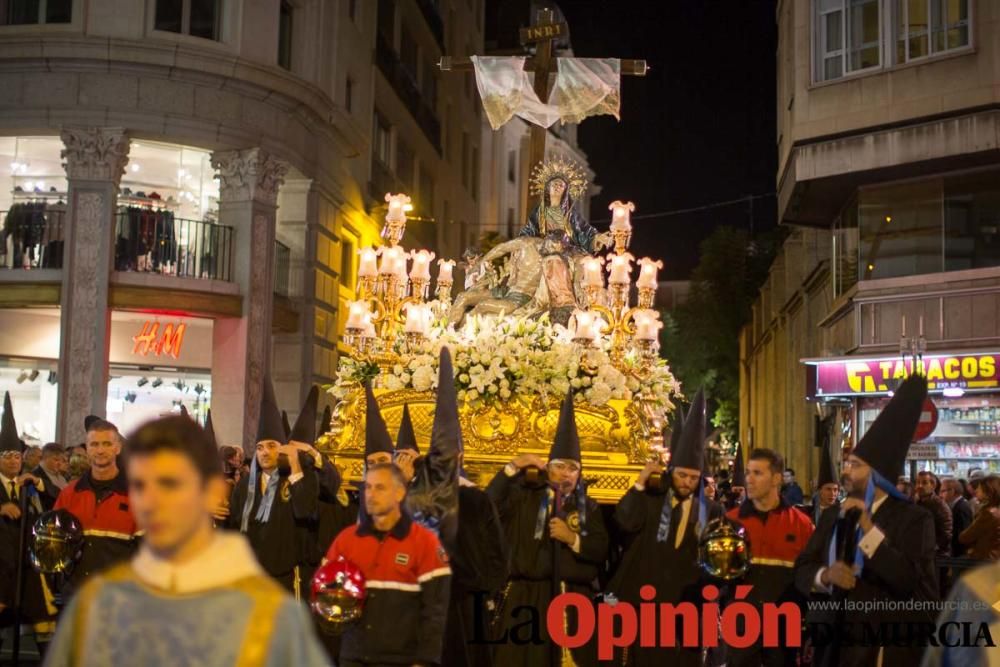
left=44, top=415, right=327, bottom=667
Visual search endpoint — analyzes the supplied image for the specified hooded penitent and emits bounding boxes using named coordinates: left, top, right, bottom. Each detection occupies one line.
left=395, top=404, right=419, bottom=452
left=656, top=388, right=709, bottom=542
left=670, top=389, right=706, bottom=472
left=281, top=410, right=292, bottom=443
left=1, top=391, right=21, bottom=454
left=548, top=390, right=581, bottom=464
left=536, top=389, right=588, bottom=536
left=405, top=347, right=462, bottom=546
left=817, top=432, right=838, bottom=488
left=852, top=373, right=928, bottom=487
left=364, top=381, right=394, bottom=460
left=832, top=374, right=928, bottom=580
left=240, top=375, right=286, bottom=532
left=290, top=385, right=319, bottom=444
left=732, top=445, right=746, bottom=488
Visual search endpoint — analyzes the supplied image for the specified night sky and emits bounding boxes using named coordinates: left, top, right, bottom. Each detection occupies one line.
left=557, top=0, right=778, bottom=279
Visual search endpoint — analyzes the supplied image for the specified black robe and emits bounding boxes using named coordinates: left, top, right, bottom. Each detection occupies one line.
left=442, top=483, right=509, bottom=667
left=301, top=456, right=345, bottom=572
left=794, top=496, right=938, bottom=667
left=0, top=481, right=58, bottom=633
left=32, top=465, right=64, bottom=511
left=299, top=455, right=355, bottom=662
left=486, top=469, right=609, bottom=667
left=608, top=485, right=723, bottom=667
left=227, top=452, right=319, bottom=594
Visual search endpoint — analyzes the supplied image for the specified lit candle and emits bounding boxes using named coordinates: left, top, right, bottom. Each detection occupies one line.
left=607, top=253, right=634, bottom=284
left=437, top=258, right=455, bottom=284
left=378, top=247, right=394, bottom=275
left=361, top=312, right=376, bottom=338
left=379, top=246, right=405, bottom=276
left=633, top=310, right=662, bottom=340
left=358, top=246, right=378, bottom=278
left=608, top=200, right=635, bottom=232
left=409, top=249, right=435, bottom=281
left=404, top=303, right=426, bottom=333
left=582, top=257, right=604, bottom=288
left=385, top=193, right=411, bottom=223
left=573, top=310, right=599, bottom=341
left=345, top=300, right=370, bottom=329
left=395, top=250, right=410, bottom=283
left=636, top=258, right=664, bottom=289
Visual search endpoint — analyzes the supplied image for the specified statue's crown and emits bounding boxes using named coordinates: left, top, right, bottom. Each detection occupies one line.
left=530, top=157, right=588, bottom=200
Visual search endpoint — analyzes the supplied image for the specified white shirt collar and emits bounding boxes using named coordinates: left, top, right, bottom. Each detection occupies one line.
left=131, top=532, right=264, bottom=594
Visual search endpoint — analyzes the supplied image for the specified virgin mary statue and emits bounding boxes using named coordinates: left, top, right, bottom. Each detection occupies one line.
left=448, top=157, right=609, bottom=326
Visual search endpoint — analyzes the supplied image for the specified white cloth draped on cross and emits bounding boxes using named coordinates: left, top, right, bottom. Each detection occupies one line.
left=471, top=56, right=621, bottom=130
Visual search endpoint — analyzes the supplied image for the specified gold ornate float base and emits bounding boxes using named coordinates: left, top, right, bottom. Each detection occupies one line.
left=316, top=389, right=658, bottom=504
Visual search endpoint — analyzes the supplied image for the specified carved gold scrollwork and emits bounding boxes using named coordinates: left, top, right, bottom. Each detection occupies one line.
left=317, top=385, right=651, bottom=503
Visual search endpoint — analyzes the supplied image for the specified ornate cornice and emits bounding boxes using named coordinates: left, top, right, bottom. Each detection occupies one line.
left=211, top=148, right=288, bottom=207
left=60, top=127, right=130, bottom=183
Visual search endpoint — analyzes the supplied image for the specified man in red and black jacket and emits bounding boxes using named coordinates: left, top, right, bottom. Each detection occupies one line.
left=54, top=418, right=138, bottom=590
left=326, top=463, right=451, bottom=667
left=726, top=448, right=814, bottom=667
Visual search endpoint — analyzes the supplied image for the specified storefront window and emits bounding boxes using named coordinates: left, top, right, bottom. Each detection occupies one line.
left=107, top=371, right=211, bottom=437
left=0, top=136, right=68, bottom=270
left=118, top=141, right=229, bottom=280
left=858, top=394, right=1000, bottom=478
left=0, top=364, right=59, bottom=444
left=123, top=141, right=218, bottom=221
left=0, top=310, right=216, bottom=442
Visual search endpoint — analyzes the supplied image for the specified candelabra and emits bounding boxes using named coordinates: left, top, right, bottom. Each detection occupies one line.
left=343, top=193, right=455, bottom=367
left=572, top=201, right=664, bottom=372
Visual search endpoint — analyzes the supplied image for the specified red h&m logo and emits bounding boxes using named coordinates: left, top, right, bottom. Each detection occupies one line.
left=132, top=321, right=187, bottom=359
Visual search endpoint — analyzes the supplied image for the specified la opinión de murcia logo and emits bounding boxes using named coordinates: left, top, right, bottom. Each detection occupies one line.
left=475, top=584, right=997, bottom=659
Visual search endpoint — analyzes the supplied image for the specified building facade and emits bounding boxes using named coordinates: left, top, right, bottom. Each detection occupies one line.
left=742, top=0, right=1000, bottom=485
left=0, top=0, right=486, bottom=449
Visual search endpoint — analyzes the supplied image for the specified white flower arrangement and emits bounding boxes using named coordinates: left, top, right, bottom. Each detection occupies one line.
left=329, top=314, right=682, bottom=422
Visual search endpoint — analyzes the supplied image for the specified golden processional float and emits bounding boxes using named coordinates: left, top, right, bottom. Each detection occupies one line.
left=317, top=160, right=682, bottom=503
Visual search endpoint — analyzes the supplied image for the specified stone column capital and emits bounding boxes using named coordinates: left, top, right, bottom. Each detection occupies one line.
left=211, top=148, right=289, bottom=207
left=60, top=127, right=130, bottom=183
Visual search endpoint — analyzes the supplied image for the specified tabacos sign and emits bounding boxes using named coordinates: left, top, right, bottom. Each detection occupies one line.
left=807, top=353, right=999, bottom=397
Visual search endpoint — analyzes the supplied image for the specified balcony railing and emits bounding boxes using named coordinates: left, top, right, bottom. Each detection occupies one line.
left=114, top=211, right=233, bottom=281
left=376, top=31, right=441, bottom=152
left=1, top=207, right=66, bottom=270
left=274, top=240, right=291, bottom=296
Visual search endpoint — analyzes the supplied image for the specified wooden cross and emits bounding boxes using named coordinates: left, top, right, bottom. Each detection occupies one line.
left=440, top=7, right=647, bottom=206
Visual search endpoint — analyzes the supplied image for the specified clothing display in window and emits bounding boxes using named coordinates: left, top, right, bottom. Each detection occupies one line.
left=115, top=206, right=177, bottom=273
left=2, top=202, right=64, bottom=269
